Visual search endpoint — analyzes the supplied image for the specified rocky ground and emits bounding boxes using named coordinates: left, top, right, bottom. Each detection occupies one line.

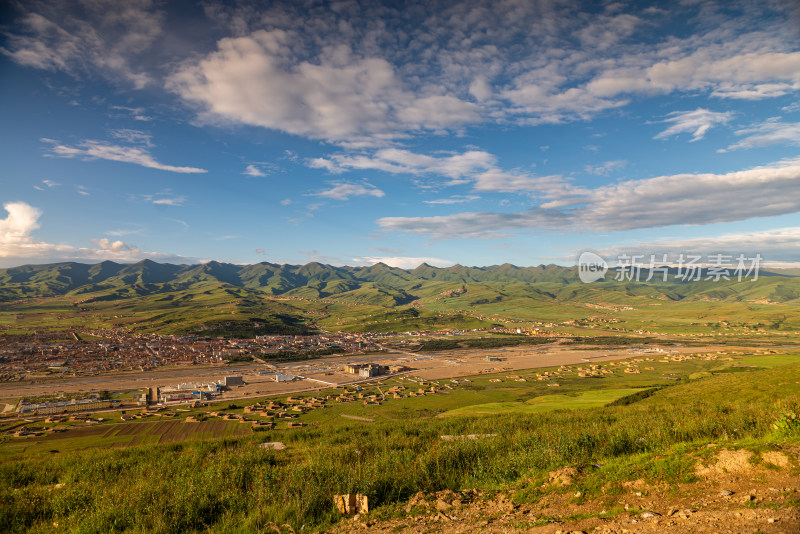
left=329, top=446, right=800, bottom=533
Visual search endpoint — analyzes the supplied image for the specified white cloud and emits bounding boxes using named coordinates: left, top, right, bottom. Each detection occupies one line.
left=167, top=29, right=479, bottom=144
left=311, top=148, right=495, bottom=182
left=378, top=158, right=800, bottom=238
left=654, top=108, right=735, bottom=142
left=722, top=118, right=800, bottom=151
left=0, top=201, right=193, bottom=267
left=312, top=146, right=591, bottom=199
left=584, top=160, right=628, bottom=176
left=105, top=225, right=144, bottom=237
left=0, top=202, right=41, bottom=240
left=89, top=238, right=136, bottom=252
left=139, top=191, right=186, bottom=206
left=472, top=169, right=577, bottom=196
left=150, top=197, right=185, bottom=206
left=110, top=129, right=152, bottom=146
left=110, top=105, right=153, bottom=121
left=34, top=179, right=60, bottom=191
left=7, top=1, right=800, bottom=140
left=314, top=181, right=385, bottom=201
left=0, top=0, right=164, bottom=88
left=43, top=138, right=207, bottom=174
left=588, top=227, right=800, bottom=264
left=584, top=50, right=800, bottom=103
left=352, top=256, right=453, bottom=269
left=243, top=164, right=268, bottom=177
left=575, top=14, right=641, bottom=50
left=423, top=195, right=480, bottom=205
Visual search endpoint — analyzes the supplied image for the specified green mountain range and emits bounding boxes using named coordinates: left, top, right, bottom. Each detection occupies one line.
left=1, top=260, right=799, bottom=335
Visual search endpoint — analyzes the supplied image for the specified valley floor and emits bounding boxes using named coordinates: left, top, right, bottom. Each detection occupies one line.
left=0, top=342, right=745, bottom=403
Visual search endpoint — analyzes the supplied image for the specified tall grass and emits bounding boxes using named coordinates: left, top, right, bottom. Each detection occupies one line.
left=2, top=363, right=798, bottom=533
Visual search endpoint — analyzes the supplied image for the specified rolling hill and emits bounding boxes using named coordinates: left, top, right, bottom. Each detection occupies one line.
left=1, top=260, right=799, bottom=335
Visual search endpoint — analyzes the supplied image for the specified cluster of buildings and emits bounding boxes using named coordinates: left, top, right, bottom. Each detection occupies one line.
left=147, top=375, right=246, bottom=405
left=16, top=396, right=117, bottom=415
left=343, top=362, right=410, bottom=378
left=0, top=329, right=389, bottom=381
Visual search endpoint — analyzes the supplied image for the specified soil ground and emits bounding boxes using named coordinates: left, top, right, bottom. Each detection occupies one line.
left=330, top=446, right=800, bottom=534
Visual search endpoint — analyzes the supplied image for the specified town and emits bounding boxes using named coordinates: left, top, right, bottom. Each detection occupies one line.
left=0, top=325, right=558, bottom=381
left=0, top=329, right=391, bottom=381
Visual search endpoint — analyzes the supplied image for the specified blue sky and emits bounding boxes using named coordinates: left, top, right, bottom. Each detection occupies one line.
left=1, top=0, right=799, bottom=269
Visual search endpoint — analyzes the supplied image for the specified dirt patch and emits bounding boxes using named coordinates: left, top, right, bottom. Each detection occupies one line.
left=330, top=447, right=800, bottom=534
left=762, top=450, right=791, bottom=468
left=694, top=448, right=753, bottom=478
left=546, top=467, right=578, bottom=487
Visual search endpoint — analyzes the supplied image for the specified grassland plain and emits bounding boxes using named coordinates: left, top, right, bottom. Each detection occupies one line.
left=1, top=353, right=799, bottom=533
left=3, top=347, right=783, bottom=451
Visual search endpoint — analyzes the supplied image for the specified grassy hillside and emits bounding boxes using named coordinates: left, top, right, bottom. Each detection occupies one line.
left=2, top=358, right=798, bottom=532
left=1, top=260, right=800, bottom=336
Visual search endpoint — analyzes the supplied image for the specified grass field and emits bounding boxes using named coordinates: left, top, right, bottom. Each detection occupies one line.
left=734, top=353, right=800, bottom=367
left=438, top=387, right=645, bottom=417
left=0, top=419, right=252, bottom=459
left=5, top=351, right=799, bottom=456
left=1, top=358, right=798, bottom=533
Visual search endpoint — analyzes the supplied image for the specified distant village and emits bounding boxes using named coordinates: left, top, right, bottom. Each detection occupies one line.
left=0, top=325, right=555, bottom=382
left=13, top=358, right=410, bottom=416
left=7, top=373, right=455, bottom=437
left=0, top=329, right=390, bottom=381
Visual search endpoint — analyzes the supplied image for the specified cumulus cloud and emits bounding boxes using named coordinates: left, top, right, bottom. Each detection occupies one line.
left=7, top=1, right=800, bottom=139
left=89, top=238, right=137, bottom=252
left=311, top=146, right=594, bottom=200
left=310, top=148, right=495, bottom=181
left=243, top=164, right=268, bottom=177
left=0, top=201, right=192, bottom=267
left=654, top=109, right=735, bottom=142
left=0, top=202, right=42, bottom=241
left=172, top=2, right=800, bottom=139
left=167, top=29, right=479, bottom=144
left=43, top=138, right=206, bottom=174
left=378, top=158, right=800, bottom=238
left=314, top=181, right=385, bottom=201
left=0, top=0, right=164, bottom=88
left=722, top=118, right=800, bottom=151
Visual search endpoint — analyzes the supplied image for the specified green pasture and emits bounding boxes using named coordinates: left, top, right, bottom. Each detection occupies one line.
left=439, top=387, right=645, bottom=417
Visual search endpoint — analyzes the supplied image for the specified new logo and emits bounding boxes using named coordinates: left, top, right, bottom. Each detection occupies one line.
left=578, top=251, right=608, bottom=283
